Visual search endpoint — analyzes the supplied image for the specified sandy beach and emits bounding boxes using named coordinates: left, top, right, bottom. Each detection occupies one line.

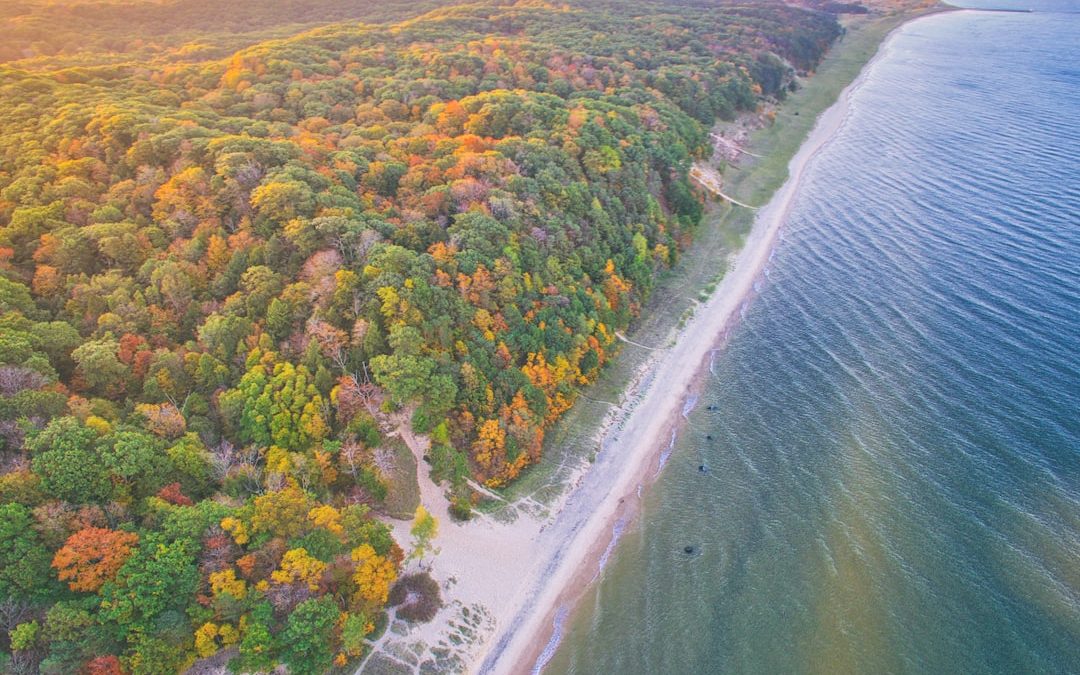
left=357, top=15, right=921, bottom=675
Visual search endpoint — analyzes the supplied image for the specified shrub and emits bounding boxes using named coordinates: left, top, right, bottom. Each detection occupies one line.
left=387, top=573, right=441, bottom=623
left=449, top=497, right=472, bottom=522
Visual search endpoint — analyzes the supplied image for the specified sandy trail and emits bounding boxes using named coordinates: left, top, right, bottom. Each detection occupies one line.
left=690, top=163, right=760, bottom=209
left=359, top=19, right=905, bottom=675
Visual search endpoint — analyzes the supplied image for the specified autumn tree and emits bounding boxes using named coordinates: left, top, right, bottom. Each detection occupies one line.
left=0, top=1, right=841, bottom=670
left=85, top=655, right=124, bottom=675
left=52, top=528, right=139, bottom=593
left=351, top=543, right=397, bottom=608
left=409, top=505, right=439, bottom=565
left=218, top=350, right=328, bottom=451
left=271, top=548, right=327, bottom=591
left=250, top=484, right=311, bottom=540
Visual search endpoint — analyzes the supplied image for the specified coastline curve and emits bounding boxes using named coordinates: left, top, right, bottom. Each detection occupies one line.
left=475, top=10, right=951, bottom=675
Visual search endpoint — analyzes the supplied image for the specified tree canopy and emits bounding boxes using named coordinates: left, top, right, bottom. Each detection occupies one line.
left=0, top=0, right=842, bottom=671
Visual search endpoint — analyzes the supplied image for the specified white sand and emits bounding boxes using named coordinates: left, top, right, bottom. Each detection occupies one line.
left=360, top=24, right=903, bottom=675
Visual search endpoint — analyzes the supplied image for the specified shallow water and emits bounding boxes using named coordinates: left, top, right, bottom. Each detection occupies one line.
left=547, top=6, right=1080, bottom=674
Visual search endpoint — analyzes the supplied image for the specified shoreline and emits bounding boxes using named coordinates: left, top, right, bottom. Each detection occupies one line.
left=353, top=8, right=951, bottom=675
left=480, top=10, right=943, bottom=675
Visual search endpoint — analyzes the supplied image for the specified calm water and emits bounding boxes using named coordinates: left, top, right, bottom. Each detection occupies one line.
left=548, top=7, right=1080, bottom=674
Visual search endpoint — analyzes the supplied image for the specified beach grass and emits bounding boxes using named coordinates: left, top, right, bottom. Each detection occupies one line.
left=495, top=11, right=928, bottom=508
left=382, top=437, right=422, bottom=520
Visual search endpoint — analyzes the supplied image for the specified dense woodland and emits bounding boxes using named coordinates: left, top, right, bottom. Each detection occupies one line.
left=0, top=0, right=457, bottom=65
left=0, top=0, right=841, bottom=672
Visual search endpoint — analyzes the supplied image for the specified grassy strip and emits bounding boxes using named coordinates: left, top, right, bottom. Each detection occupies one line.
left=382, top=437, right=421, bottom=520
left=726, top=12, right=924, bottom=209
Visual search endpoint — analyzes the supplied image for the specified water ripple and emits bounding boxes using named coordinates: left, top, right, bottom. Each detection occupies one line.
left=551, top=9, right=1080, bottom=675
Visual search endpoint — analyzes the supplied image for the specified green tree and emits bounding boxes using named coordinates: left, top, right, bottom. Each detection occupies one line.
left=29, top=320, right=82, bottom=375
left=165, top=434, right=215, bottom=500
left=279, top=596, right=339, bottom=675
left=369, top=326, right=437, bottom=408
left=219, top=352, right=327, bottom=451
left=0, top=276, right=37, bottom=315
left=99, top=429, right=170, bottom=499
left=98, top=535, right=199, bottom=638
left=236, top=265, right=283, bottom=318
left=341, top=505, right=395, bottom=556
left=10, top=620, right=40, bottom=650
left=0, top=203, right=65, bottom=260
left=0, top=503, right=53, bottom=601
left=197, top=314, right=252, bottom=362
left=229, top=602, right=276, bottom=673
left=370, top=353, right=433, bottom=408
left=71, top=338, right=127, bottom=395
left=28, top=417, right=112, bottom=504
left=41, top=598, right=109, bottom=674
left=339, top=611, right=370, bottom=659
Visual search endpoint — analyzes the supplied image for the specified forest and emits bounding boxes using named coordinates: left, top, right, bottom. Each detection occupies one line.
left=0, top=0, right=457, bottom=64
left=0, top=0, right=841, bottom=672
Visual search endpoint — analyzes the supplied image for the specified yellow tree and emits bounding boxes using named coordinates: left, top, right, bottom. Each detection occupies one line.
left=208, top=568, right=246, bottom=600
left=308, top=505, right=344, bottom=538
left=251, top=484, right=310, bottom=539
left=351, top=544, right=396, bottom=607
left=409, top=505, right=439, bottom=565
left=271, top=548, right=327, bottom=591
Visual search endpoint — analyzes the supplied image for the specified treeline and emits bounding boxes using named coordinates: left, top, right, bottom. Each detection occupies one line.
left=0, top=0, right=455, bottom=65
left=0, top=0, right=840, bottom=672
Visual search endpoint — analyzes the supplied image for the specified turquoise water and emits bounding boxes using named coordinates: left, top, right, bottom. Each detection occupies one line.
left=547, top=6, right=1080, bottom=674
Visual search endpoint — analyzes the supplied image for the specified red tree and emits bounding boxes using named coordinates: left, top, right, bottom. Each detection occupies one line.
left=85, top=655, right=124, bottom=675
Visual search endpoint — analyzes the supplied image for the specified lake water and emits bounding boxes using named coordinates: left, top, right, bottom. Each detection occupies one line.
left=546, top=5, right=1080, bottom=674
